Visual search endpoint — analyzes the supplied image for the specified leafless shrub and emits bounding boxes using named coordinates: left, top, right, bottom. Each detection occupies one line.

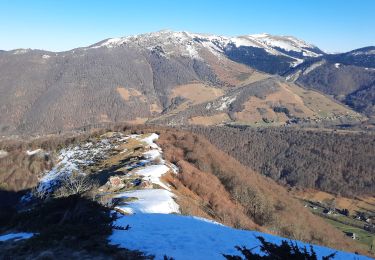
left=53, top=172, right=98, bottom=198
left=31, top=185, right=48, bottom=201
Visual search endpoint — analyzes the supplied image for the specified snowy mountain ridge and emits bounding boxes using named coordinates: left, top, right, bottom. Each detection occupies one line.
left=89, top=30, right=323, bottom=62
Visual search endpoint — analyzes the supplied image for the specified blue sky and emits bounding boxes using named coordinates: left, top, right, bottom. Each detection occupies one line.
left=1, top=0, right=374, bottom=52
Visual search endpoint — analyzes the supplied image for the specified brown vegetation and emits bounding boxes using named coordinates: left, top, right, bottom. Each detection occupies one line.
left=155, top=128, right=367, bottom=255
left=190, top=126, right=375, bottom=197
left=189, top=113, right=230, bottom=126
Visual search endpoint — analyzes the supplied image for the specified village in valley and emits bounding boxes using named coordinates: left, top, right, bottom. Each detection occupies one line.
left=302, top=197, right=375, bottom=251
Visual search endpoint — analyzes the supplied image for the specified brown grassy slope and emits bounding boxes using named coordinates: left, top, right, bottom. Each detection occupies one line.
left=156, top=128, right=368, bottom=255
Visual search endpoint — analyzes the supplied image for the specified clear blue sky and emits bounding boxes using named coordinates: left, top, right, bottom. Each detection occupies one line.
left=1, top=0, right=374, bottom=52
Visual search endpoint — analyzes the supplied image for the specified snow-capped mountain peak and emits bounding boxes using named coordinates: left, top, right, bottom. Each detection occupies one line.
left=244, top=33, right=321, bottom=57
left=90, top=30, right=322, bottom=57
left=87, top=30, right=325, bottom=73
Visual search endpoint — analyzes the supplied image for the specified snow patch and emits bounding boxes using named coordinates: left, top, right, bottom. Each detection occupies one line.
left=141, top=133, right=160, bottom=149
left=230, top=37, right=259, bottom=48
left=26, top=149, right=43, bottom=156
left=303, top=60, right=326, bottom=75
left=0, top=149, right=8, bottom=159
left=114, top=189, right=179, bottom=214
left=133, top=164, right=170, bottom=190
left=0, top=232, right=35, bottom=242
left=143, top=149, right=162, bottom=161
left=292, top=58, right=304, bottom=67
left=12, top=49, right=30, bottom=54
left=109, top=214, right=367, bottom=260
left=335, top=63, right=341, bottom=68
left=217, top=96, right=236, bottom=111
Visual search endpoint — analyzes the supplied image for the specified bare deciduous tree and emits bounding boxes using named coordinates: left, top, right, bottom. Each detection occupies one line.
left=31, top=185, right=48, bottom=200
left=54, top=172, right=98, bottom=198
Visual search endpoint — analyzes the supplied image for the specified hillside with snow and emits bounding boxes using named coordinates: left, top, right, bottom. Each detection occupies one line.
left=1, top=131, right=370, bottom=259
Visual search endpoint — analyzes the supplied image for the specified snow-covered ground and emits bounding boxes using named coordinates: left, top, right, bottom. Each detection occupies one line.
left=133, top=165, right=170, bottom=190
left=114, top=189, right=179, bottom=214
left=26, top=148, right=43, bottom=156
left=0, top=149, right=8, bottom=159
left=0, top=232, right=35, bottom=242
left=110, top=214, right=369, bottom=260
left=216, top=96, right=237, bottom=111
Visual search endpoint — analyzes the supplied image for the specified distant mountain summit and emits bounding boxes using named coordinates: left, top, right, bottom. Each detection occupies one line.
left=88, top=30, right=325, bottom=74
left=285, top=46, right=375, bottom=116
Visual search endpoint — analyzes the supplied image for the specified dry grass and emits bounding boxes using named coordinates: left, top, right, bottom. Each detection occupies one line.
left=234, top=95, right=287, bottom=124
left=149, top=103, right=162, bottom=113
left=200, top=49, right=260, bottom=86
left=189, top=113, right=230, bottom=126
left=233, top=81, right=363, bottom=125
left=116, top=87, right=147, bottom=102
left=170, top=83, right=224, bottom=106
left=288, top=83, right=362, bottom=118
left=237, top=71, right=271, bottom=87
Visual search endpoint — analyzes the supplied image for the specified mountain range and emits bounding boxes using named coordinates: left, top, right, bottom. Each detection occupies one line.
left=0, top=30, right=374, bottom=135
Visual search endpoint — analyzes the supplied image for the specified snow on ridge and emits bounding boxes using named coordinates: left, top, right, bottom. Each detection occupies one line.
left=114, top=189, right=179, bottom=214
left=243, top=33, right=321, bottom=57
left=352, top=49, right=375, bottom=55
left=12, top=49, right=30, bottom=54
left=33, top=134, right=124, bottom=195
left=88, top=30, right=322, bottom=61
left=24, top=132, right=179, bottom=215
left=112, top=133, right=179, bottom=214
left=133, top=164, right=171, bottom=190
